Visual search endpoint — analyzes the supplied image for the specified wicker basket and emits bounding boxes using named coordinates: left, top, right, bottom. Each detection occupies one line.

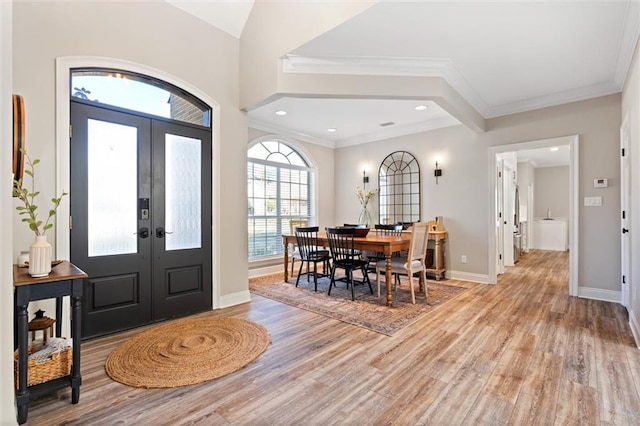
left=14, top=343, right=72, bottom=388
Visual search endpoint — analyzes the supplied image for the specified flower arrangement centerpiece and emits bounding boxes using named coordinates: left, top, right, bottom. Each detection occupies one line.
left=13, top=149, right=68, bottom=277
left=355, top=186, right=377, bottom=227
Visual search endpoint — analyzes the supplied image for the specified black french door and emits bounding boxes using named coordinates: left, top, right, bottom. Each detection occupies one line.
left=70, top=100, right=212, bottom=338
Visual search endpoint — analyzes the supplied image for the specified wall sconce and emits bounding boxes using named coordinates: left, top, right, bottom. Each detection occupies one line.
left=434, top=161, right=442, bottom=184
left=362, top=170, right=369, bottom=188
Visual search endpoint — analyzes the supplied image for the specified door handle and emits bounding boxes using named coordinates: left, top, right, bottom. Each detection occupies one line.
left=622, top=228, right=629, bottom=234
left=155, top=227, right=174, bottom=238
left=135, top=227, right=149, bottom=239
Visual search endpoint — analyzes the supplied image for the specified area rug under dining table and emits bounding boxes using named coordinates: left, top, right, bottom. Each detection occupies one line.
left=249, top=273, right=477, bottom=336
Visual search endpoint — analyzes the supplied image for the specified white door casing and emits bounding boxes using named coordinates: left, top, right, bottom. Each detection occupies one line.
left=488, top=135, right=578, bottom=294
left=496, top=159, right=505, bottom=275
left=621, top=113, right=631, bottom=307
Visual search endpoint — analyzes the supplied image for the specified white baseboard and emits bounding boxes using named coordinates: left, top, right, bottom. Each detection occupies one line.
left=252, top=266, right=491, bottom=283
left=218, top=290, right=251, bottom=308
left=248, top=264, right=283, bottom=278
left=629, top=308, right=640, bottom=349
left=577, top=287, right=621, bottom=303
left=447, top=270, right=490, bottom=284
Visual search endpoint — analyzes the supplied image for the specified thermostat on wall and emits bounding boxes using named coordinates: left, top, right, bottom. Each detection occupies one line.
left=593, top=178, right=608, bottom=188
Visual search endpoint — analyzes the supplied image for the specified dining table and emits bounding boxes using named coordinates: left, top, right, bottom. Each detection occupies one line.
left=282, top=232, right=413, bottom=307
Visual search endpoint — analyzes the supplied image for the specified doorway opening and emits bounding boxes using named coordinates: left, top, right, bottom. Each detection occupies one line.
left=488, top=135, right=579, bottom=296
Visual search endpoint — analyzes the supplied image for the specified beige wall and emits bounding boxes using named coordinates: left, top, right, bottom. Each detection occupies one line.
left=335, top=94, right=621, bottom=291
left=622, top=35, right=640, bottom=342
left=534, top=166, right=570, bottom=219
left=335, top=124, right=488, bottom=279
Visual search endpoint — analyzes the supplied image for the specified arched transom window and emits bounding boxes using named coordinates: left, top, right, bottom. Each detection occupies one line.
left=71, top=68, right=211, bottom=127
left=248, top=141, right=313, bottom=259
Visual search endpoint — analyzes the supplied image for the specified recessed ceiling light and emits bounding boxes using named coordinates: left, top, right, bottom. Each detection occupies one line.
left=415, top=105, right=428, bottom=111
left=275, top=110, right=287, bottom=116
left=327, top=128, right=337, bottom=132
left=550, top=147, right=559, bottom=152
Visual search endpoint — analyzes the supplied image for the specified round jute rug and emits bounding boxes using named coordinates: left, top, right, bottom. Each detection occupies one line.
left=105, top=316, right=270, bottom=388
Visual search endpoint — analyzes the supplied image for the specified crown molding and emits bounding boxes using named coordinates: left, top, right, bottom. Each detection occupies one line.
left=283, top=54, right=449, bottom=76
left=334, top=115, right=461, bottom=148
left=485, top=81, right=621, bottom=118
left=614, top=1, right=640, bottom=89
left=249, top=115, right=461, bottom=149
left=283, top=53, right=630, bottom=120
left=248, top=118, right=335, bottom=148
left=283, top=54, right=490, bottom=117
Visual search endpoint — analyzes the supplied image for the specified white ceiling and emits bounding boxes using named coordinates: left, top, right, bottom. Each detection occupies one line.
left=165, top=1, right=640, bottom=147
left=248, top=98, right=460, bottom=147
left=518, top=145, right=571, bottom=168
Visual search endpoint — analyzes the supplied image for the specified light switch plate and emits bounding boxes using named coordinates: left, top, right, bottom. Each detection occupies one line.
left=584, top=196, right=602, bottom=206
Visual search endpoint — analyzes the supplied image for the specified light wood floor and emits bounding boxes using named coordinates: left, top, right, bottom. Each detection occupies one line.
left=25, top=250, right=640, bottom=425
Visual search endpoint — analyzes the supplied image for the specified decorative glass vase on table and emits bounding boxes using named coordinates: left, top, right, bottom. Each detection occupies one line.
left=355, top=186, right=377, bottom=228
left=358, top=205, right=373, bottom=228
left=13, top=149, right=67, bottom=277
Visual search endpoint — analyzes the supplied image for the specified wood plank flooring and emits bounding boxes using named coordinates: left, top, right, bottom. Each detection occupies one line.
left=25, top=250, right=640, bottom=425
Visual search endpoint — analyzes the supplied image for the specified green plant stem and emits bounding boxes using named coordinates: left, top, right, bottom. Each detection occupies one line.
left=13, top=150, right=67, bottom=236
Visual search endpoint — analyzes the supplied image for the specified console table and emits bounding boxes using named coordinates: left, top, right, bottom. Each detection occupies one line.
left=427, top=231, right=447, bottom=280
left=13, top=261, right=86, bottom=424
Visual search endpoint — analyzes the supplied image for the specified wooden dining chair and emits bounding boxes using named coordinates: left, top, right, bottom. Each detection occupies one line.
left=294, top=226, right=331, bottom=291
left=375, top=222, right=429, bottom=304
left=325, top=227, right=373, bottom=301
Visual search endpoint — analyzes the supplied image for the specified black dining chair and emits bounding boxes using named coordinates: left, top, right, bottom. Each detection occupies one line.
left=325, top=227, right=373, bottom=301
left=288, top=218, right=309, bottom=277
left=294, top=226, right=331, bottom=291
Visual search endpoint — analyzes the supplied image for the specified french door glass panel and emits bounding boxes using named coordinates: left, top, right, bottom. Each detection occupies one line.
left=87, top=119, right=138, bottom=257
left=165, top=133, right=202, bottom=251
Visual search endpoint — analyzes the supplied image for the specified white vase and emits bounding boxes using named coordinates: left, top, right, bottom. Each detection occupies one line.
left=29, top=235, right=52, bottom=277
left=17, top=250, right=29, bottom=266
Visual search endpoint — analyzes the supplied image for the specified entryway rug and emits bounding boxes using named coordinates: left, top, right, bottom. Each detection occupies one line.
left=105, top=317, right=270, bottom=388
left=249, top=273, right=476, bottom=336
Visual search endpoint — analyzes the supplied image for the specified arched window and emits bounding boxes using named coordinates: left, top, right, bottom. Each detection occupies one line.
left=248, top=140, right=313, bottom=259
left=71, top=69, right=211, bottom=127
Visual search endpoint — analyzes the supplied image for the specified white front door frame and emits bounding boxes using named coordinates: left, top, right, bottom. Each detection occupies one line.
left=488, top=135, right=579, bottom=296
